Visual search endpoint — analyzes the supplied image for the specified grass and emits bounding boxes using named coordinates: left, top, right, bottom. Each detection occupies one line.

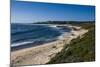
left=47, top=22, right=95, bottom=64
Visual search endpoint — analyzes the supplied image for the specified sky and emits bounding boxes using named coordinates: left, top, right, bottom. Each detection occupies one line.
left=11, top=0, right=95, bottom=23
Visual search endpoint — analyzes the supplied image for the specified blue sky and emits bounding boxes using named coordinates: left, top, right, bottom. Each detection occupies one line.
left=11, top=0, right=95, bottom=23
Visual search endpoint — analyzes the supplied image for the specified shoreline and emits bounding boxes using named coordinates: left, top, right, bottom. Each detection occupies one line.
left=11, top=24, right=70, bottom=51
left=11, top=25, right=88, bottom=65
left=11, top=38, right=58, bottom=51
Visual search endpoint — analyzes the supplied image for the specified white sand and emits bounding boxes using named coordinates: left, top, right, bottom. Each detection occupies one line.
left=11, top=25, right=88, bottom=65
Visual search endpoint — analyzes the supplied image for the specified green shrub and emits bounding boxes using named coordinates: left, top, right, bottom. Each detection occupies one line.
left=47, top=23, right=95, bottom=64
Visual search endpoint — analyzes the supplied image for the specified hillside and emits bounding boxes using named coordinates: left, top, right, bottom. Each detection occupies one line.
left=47, top=22, right=95, bottom=64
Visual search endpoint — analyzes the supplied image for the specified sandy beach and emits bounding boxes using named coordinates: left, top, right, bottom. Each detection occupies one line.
left=11, top=25, right=88, bottom=65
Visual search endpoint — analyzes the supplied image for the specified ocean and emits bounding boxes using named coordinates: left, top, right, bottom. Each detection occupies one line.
left=11, top=23, right=71, bottom=49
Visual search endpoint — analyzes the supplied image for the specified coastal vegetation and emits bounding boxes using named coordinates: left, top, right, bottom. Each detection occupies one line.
left=47, top=22, right=95, bottom=64
left=11, top=21, right=95, bottom=66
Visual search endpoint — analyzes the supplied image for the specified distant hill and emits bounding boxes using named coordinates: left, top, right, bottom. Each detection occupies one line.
left=33, top=21, right=95, bottom=24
